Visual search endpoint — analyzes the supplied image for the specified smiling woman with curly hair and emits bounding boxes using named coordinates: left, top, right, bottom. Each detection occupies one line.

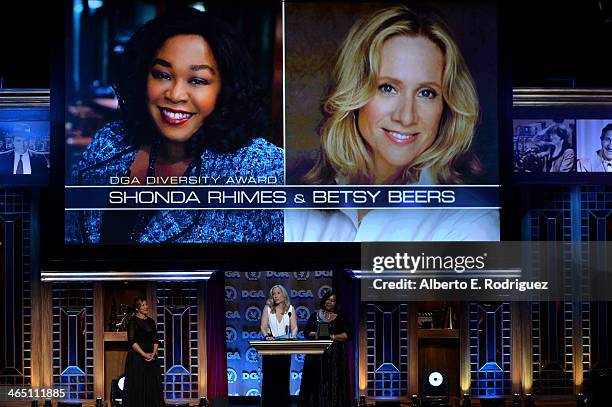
left=66, top=7, right=284, bottom=244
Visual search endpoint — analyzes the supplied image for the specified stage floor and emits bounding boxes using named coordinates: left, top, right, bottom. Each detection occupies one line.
left=228, top=403, right=298, bottom=407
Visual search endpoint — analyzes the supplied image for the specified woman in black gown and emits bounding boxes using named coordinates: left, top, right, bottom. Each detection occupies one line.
left=299, top=291, right=352, bottom=407
left=123, top=297, right=164, bottom=407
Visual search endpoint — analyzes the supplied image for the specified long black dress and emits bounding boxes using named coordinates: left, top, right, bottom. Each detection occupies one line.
left=299, top=311, right=352, bottom=407
left=123, top=316, right=164, bottom=407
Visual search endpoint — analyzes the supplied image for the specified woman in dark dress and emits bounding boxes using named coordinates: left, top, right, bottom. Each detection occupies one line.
left=300, top=292, right=352, bottom=407
left=123, top=297, right=164, bottom=407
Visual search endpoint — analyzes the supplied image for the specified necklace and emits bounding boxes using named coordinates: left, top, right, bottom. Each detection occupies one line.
left=318, top=309, right=336, bottom=323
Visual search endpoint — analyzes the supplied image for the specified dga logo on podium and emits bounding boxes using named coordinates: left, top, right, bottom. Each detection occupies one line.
left=243, top=371, right=262, bottom=381
left=314, top=271, right=333, bottom=279
left=226, top=326, right=238, bottom=343
left=291, top=371, right=303, bottom=380
left=294, top=272, right=310, bottom=281
left=242, top=331, right=263, bottom=340
left=245, top=272, right=261, bottom=281
left=295, top=306, right=310, bottom=323
left=245, top=306, right=262, bottom=322
left=246, top=389, right=261, bottom=397
left=225, top=286, right=237, bottom=302
left=225, top=271, right=241, bottom=279
left=227, top=368, right=238, bottom=384
left=294, top=353, right=305, bottom=363
left=246, top=347, right=260, bottom=363
left=318, top=285, right=332, bottom=299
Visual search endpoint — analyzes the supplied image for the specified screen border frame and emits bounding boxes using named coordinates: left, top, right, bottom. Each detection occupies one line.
left=42, top=0, right=509, bottom=276
left=512, top=87, right=612, bottom=184
left=0, top=89, right=50, bottom=187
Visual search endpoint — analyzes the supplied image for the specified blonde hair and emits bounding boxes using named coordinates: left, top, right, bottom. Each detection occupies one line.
left=304, top=5, right=480, bottom=185
left=132, top=296, right=146, bottom=316
left=266, top=284, right=290, bottom=314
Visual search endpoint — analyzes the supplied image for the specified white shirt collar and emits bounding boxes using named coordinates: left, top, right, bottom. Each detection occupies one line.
left=337, top=168, right=436, bottom=228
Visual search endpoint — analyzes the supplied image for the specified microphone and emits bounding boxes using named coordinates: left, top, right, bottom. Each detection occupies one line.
left=288, top=311, right=292, bottom=338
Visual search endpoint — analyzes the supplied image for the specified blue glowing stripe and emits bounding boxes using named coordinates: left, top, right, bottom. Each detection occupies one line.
left=166, top=364, right=190, bottom=375
left=478, top=362, right=503, bottom=372
left=61, top=366, right=86, bottom=376
left=41, top=270, right=214, bottom=282
left=65, top=185, right=500, bottom=210
left=375, top=362, right=400, bottom=372
left=469, top=302, right=512, bottom=397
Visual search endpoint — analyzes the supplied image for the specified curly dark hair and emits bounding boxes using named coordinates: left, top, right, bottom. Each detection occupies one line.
left=112, top=7, right=266, bottom=154
left=319, top=290, right=340, bottom=313
left=545, top=125, right=571, bottom=151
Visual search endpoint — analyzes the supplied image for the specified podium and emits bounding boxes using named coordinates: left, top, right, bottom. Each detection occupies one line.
left=249, top=339, right=333, bottom=355
left=250, top=340, right=333, bottom=407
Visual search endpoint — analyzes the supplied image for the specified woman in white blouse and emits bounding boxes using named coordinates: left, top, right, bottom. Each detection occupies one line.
left=259, top=285, right=298, bottom=406
left=285, top=5, right=499, bottom=242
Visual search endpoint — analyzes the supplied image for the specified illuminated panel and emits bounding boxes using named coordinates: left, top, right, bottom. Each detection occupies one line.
left=0, top=189, right=32, bottom=387
left=525, top=187, right=583, bottom=395
left=526, top=187, right=571, bottom=241
left=580, top=186, right=612, bottom=241
left=531, top=302, right=574, bottom=395
left=469, top=302, right=511, bottom=397
left=366, top=303, right=409, bottom=399
left=52, top=283, right=94, bottom=400
left=581, top=302, right=591, bottom=388
left=156, top=283, right=199, bottom=401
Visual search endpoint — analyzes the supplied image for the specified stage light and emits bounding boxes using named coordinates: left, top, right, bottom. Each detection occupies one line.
left=96, top=397, right=103, bottom=407
left=462, top=393, right=471, bottom=407
left=428, top=371, right=443, bottom=387
left=576, top=393, right=587, bottom=407
left=525, top=394, right=534, bottom=407
left=199, top=397, right=209, bottom=406
left=359, top=395, right=368, bottom=406
left=189, top=2, right=206, bottom=12
left=111, top=374, right=125, bottom=404
left=411, top=394, right=420, bottom=407
left=510, top=393, right=521, bottom=407
left=422, top=370, right=450, bottom=406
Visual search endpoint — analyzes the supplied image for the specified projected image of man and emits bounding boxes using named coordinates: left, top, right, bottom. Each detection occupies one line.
left=0, top=125, right=49, bottom=175
left=578, top=123, right=612, bottom=172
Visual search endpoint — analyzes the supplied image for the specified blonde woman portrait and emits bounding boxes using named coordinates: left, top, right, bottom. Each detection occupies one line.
left=285, top=3, right=499, bottom=242
left=259, top=284, right=297, bottom=406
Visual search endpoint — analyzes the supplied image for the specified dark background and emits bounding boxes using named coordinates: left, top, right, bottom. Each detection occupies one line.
left=0, top=0, right=610, bottom=260
left=1, top=1, right=611, bottom=89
